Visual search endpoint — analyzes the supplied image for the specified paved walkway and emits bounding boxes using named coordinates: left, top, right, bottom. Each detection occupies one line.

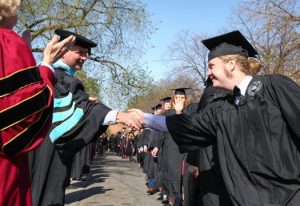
left=65, top=152, right=162, bottom=206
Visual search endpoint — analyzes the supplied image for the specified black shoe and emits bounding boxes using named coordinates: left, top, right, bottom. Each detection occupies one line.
left=162, top=195, right=168, bottom=204
left=78, top=178, right=86, bottom=181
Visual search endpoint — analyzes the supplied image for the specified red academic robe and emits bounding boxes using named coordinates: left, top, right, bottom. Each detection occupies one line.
left=0, top=28, right=54, bottom=206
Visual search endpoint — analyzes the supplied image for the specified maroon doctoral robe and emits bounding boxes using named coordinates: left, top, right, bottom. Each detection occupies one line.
left=0, top=28, right=55, bottom=206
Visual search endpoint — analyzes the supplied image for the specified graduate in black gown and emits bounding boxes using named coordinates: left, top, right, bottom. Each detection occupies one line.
left=133, top=30, right=300, bottom=206
left=184, top=79, right=231, bottom=206
left=153, top=97, right=172, bottom=203
left=164, top=88, right=190, bottom=206
left=29, top=29, right=141, bottom=206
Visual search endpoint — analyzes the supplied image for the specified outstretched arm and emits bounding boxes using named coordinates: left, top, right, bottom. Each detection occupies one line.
left=129, top=109, right=168, bottom=132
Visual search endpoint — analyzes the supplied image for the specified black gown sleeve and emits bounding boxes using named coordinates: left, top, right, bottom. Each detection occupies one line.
left=54, top=102, right=111, bottom=161
left=154, top=131, right=167, bottom=148
left=50, top=69, right=112, bottom=160
left=166, top=105, right=218, bottom=152
left=268, top=75, right=300, bottom=141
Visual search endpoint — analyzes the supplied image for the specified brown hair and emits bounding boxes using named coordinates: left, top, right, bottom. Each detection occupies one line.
left=0, top=0, right=21, bottom=21
left=220, top=55, right=262, bottom=76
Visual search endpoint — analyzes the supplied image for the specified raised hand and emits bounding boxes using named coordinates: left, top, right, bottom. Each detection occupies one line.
left=43, top=34, right=76, bottom=65
left=173, top=97, right=184, bottom=114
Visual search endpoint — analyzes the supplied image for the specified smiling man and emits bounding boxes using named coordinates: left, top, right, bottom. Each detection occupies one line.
left=29, top=29, right=141, bottom=206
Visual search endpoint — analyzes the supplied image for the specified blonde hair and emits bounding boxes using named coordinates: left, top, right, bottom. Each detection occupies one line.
left=220, top=55, right=262, bottom=76
left=0, top=0, right=21, bottom=21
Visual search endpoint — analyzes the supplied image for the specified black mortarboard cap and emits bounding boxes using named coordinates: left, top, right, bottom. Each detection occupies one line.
left=171, top=87, right=191, bottom=95
left=54, top=29, right=97, bottom=48
left=160, top=97, right=171, bottom=102
left=201, top=30, right=258, bottom=61
left=151, top=103, right=162, bottom=111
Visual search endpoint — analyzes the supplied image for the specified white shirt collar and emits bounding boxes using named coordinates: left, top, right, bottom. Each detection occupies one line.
left=237, top=75, right=253, bottom=96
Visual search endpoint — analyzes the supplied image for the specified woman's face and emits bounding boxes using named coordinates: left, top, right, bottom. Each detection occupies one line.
left=207, top=57, right=231, bottom=90
left=164, top=102, right=171, bottom=110
left=174, top=94, right=186, bottom=102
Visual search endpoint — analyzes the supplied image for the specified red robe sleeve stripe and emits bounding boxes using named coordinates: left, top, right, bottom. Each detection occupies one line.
left=0, top=86, right=51, bottom=131
left=2, top=108, right=51, bottom=156
left=0, top=66, right=41, bottom=97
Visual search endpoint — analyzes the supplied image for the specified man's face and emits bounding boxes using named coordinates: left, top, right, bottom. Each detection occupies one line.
left=62, top=45, right=89, bottom=70
left=207, top=57, right=230, bottom=89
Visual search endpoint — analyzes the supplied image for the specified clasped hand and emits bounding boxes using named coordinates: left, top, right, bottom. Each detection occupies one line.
left=116, top=109, right=144, bottom=130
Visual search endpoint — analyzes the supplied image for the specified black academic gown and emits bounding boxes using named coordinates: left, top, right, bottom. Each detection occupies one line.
left=157, top=130, right=170, bottom=195
left=70, top=145, right=90, bottom=179
left=182, top=103, right=203, bottom=206
left=145, top=129, right=157, bottom=178
left=138, top=128, right=152, bottom=175
left=165, top=110, right=187, bottom=201
left=148, top=129, right=162, bottom=191
left=196, top=86, right=231, bottom=206
left=166, top=75, right=300, bottom=206
left=29, top=68, right=111, bottom=206
left=135, top=133, right=144, bottom=166
left=184, top=85, right=231, bottom=206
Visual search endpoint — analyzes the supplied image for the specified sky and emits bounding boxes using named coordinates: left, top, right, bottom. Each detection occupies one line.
left=143, top=0, right=243, bottom=81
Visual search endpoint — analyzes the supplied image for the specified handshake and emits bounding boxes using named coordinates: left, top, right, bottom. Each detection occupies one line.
left=116, top=109, right=145, bottom=130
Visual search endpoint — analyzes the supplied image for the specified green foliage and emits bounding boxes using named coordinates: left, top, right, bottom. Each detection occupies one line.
left=17, top=0, right=155, bottom=108
left=75, top=70, right=101, bottom=99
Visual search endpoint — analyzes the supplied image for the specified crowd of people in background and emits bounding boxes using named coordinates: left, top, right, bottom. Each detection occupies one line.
left=76, top=87, right=204, bottom=206
left=133, top=88, right=200, bottom=206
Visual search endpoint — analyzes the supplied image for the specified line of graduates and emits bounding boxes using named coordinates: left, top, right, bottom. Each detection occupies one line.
left=135, top=84, right=229, bottom=206
left=136, top=88, right=200, bottom=206
left=112, top=129, right=137, bottom=160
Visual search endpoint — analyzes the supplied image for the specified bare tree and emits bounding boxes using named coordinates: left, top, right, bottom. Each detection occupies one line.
left=165, top=30, right=209, bottom=88
left=231, top=0, right=300, bottom=83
